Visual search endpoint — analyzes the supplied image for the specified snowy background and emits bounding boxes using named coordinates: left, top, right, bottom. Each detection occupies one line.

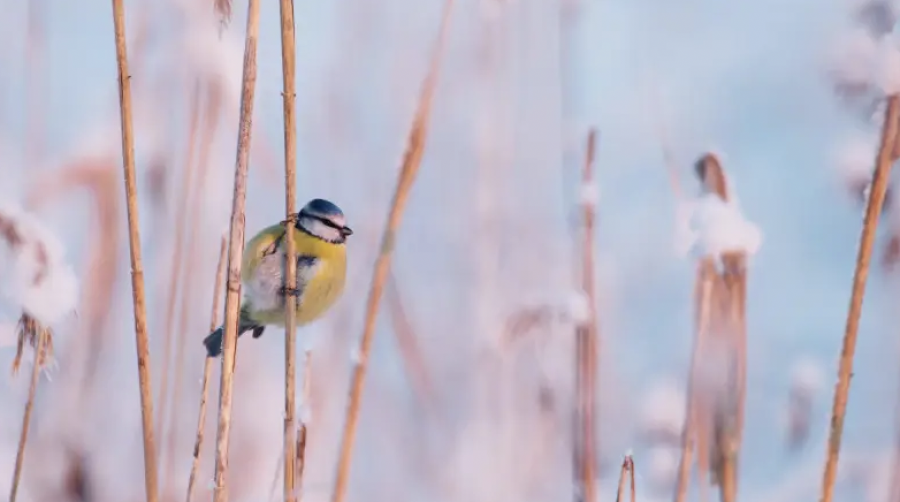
left=1, top=0, right=899, bottom=501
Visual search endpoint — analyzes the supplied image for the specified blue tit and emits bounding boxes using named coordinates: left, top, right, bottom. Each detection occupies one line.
left=203, top=198, right=352, bottom=357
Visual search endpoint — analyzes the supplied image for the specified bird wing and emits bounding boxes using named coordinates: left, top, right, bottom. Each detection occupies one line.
left=294, top=255, right=321, bottom=300
left=242, top=223, right=288, bottom=284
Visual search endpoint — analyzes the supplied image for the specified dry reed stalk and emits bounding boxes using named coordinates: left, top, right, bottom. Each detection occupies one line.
left=215, top=0, right=232, bottom=28
left=212, top=0, right=262, bottom=500
left=572, top=130, right=599, bottom=502
left=630, top=455, right=636, bottom=502
left=296, top=349, right=311, bottom=485
left=278, top=0, right=300, bottom=498
left=386, top=274, right=435, bottom=408
left=329, top=2, right=455, bottom=501
left=157, top=81, right=202, bottom=470
left=186, top=235, right=227, bottom=502
left=673, top=260, right=715, bottom=502
left=8, top=320, right=47, bottom=502
left=164, top=84, right=222, bottom=497
left=715, top=251, right=747, bottom=502
left=164, top=75, right=223, bottom=495
left=614, top=455, right=634, bottom=502
left=111, top=1, right=159, bottom=501
left=819, top=94, right=900, bottom=502
left=685, top=153, right=746, bottom=502
left=646, top=81, right=683, bottom=199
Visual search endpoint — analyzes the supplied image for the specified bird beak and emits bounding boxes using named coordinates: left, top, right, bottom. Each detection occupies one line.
left=341, top=226, right=353, bottom=237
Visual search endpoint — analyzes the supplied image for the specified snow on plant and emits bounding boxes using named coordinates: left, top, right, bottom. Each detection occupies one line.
left=0, top=202, right=78, bottom=373
left=674, top=191, right=762, bottom=264
left=829, top=0, right=900, bottom=191
left=0, top=203, right=78, bottom=325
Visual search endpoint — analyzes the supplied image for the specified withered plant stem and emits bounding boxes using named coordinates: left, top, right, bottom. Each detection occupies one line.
left=158, top=81, right=201, bottom=476
left=329, top=2, right=454, bottom=501
left=674, top=261, right=715, bottom=502
left=111, top=1, right=159, bottom=501
left=573, top=130, right=599, bottom=502
left=166, top=83, right=221, bottom=498
left=819, top=94, right=900, bottom=502
left=614, top=455, right=634, bottom=502
left=279, top=0, right=300, bottom=499
left=386, top=274, right=434, bottom=408
left=212, top=0, right=262, bottom=501
left=186, top=236, right=227, bottom=502
left=8, top=324, right=46, bottom=502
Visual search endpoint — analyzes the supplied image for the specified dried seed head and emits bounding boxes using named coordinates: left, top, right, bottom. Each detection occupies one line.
left=694, top=153, right=729, bottom=201
left=214, top=0, right=232, bottom=28
left=11, top=313, right=54, bottom=376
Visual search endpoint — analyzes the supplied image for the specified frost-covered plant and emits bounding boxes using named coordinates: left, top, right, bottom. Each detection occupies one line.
left=0, top=203, right=78, bottom=373
left=829, top=1, right=900, bottom=209
left=673, top=160, right=762, bottom=266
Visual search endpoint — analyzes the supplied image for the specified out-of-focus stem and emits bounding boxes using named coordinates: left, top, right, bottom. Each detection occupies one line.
left=329, top=3, right=455, bottom=501
left=185, top=236, right=227, bottom=502
left=8, top=323, right=46, bottom=502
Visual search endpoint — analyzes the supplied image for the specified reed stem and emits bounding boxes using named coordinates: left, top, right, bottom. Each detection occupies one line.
left=111, top=1, right=158, bottom=500
left=212, top=1, right=262, bottom=501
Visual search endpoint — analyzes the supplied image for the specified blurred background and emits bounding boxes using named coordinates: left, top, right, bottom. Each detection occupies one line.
left=0, top=0, right=899, bottom=501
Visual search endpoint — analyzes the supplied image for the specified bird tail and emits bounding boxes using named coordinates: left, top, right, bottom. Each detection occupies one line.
left=203, top=306, right=261, bottom=358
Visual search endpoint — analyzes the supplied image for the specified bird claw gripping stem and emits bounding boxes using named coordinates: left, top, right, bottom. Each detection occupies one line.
left=279, top=286, right=302, bottom=297
left=280, top=213, right=298, bottom=227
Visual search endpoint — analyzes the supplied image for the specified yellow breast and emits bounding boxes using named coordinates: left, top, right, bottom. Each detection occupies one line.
left=247, top=227, right=347, bottom=327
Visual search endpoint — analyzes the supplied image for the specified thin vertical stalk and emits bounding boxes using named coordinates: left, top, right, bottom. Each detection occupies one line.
left=156, top=84, right=200, bottom=455
left=186, top=236, right=227, bottom=502
left=111, top=1, right=158, bottom=502
left=329, top=2, right=455, bottom=501
left=614, top=455, right=634, bottom=502
left=158, top=81, right=201, bottom=475
left=166, top=84, right=222, bottom=498
left=8, top=324, right=46, bottom=502
left=212, top=1, right=262, bottom=501
left=819, top=95, right=900, bottom=502
left=296, top=349, right=312, bottom=495
left=112, top=0, right=158, bottom=500
left=574, top=130, right=599, bottom=502
left=630, top=456, right=636, bottom=502
left=279, top=0, right=299, bottom=499
left=674, top=260, right=715, bottom=502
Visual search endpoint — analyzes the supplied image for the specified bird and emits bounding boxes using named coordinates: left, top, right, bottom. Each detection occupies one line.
left=202, top=198, right=352, bottom=357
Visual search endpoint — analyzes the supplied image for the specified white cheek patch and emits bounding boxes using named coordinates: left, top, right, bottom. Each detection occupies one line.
left=303, top=218, right=343, bottom=242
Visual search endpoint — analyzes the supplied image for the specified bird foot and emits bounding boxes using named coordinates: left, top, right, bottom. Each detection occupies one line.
left=279, top=286, right=302, bottom=297
left=280, top=213, right=298, bottom=227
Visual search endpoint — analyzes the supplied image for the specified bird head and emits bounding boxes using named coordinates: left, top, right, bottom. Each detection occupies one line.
left=296, top=198, right=353, bottom=244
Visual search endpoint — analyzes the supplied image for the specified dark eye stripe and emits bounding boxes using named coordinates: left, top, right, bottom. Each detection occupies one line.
left=314, top=215, right=343, bottom=230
